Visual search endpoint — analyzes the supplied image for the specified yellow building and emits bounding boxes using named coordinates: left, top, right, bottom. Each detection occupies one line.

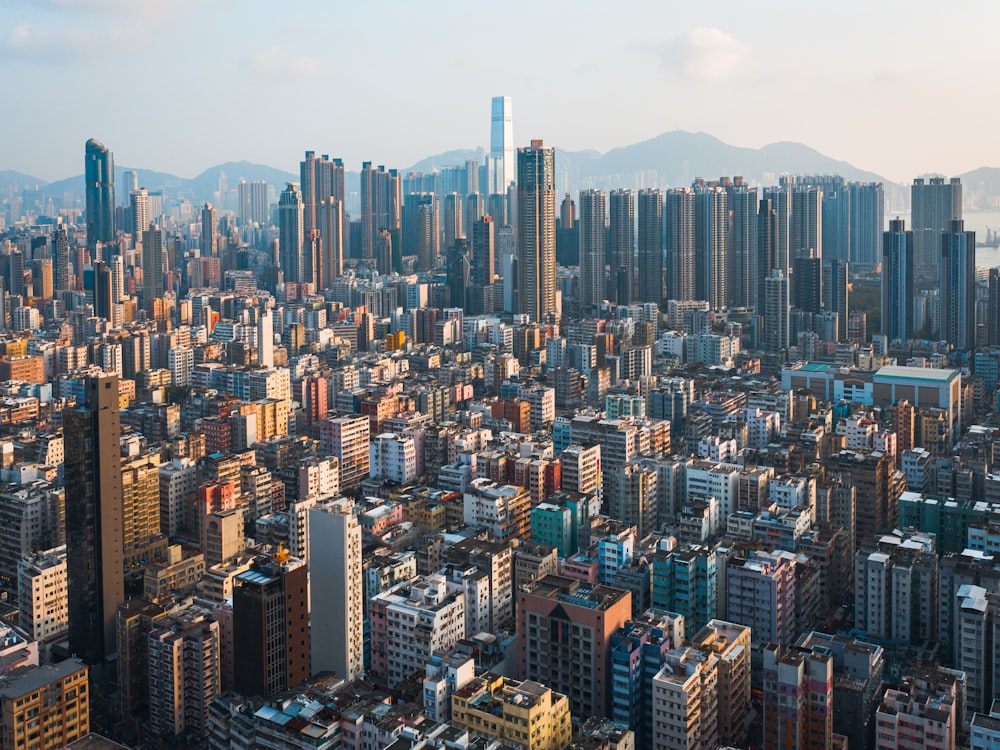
left=0, top=659, right=89, bottom=748
left=452, top=674, right=571, bottom=750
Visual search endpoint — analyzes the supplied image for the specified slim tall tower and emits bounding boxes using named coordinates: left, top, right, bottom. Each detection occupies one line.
left=637, top=188, right=664, bottom=305
left=85, top=138, right=115, bottom=250
left=201, top=203, right=217, bottom=257
left=762, top=186, right=790, bottom=274
left=695, top=186, right=728, bottom=310
left=850, top=182, right=884, bottom=267
left=665, top=188, right=696, bottom=302
left=578, top=189, right=607, bottom=312
left=940, top=219, right=976, bottom=351
left=309, top=500, right=364, bottom=681
left=730, top=186, right=758, bottom=309
left=882, top=219, right=914, bottom=341
left=142, top=224, right=165, bottom=317
left=278, top=183, right=305, bottom=284
left=791, top=186, right=822, bottom=261
left=609, top=189, right=635, bottom=305
left=66, top=373, right=124, bottom=664
left=131, top=188, right=149, bottom=239
left=763, top=270, right=790, bottom=353
left=517, top=140, right=557, bottom=322
left=360, top=163, right=402, bottom=260
left=491, top=96, right=515, bottom=191
left=52, top=223, right=71, bottom=295
left=319, top=196, right=344, bottom=284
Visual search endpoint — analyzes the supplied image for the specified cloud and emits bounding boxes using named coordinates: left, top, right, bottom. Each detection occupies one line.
left=660, top=27, right=748, bottom=82
left=248, top=47, right=321, bottom=80
left=1, top=22, right=97, bottom=64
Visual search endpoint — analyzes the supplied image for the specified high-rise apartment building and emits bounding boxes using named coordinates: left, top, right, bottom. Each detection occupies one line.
left=238, top=180, right=269, bottom=227
left=131, top=187, right=149, bottom=239
left=763, top=643, right=835, bottom=750
left=850, top=182, right=884, bottom=267
left=66, top=372, right=124, bottom=664
left=300, top=151, right=345, bottom=232
left=729, top=185, right=758, bottom=310
left=0, top=660, right=90, bottom=747
left=823, top=258, right=849, bottom=342
left=665, top=188, right=696, bottom=302
left=791, top=185, right=822, bottom=261
left=360, top=163, right=402, bottom=260
left=85, top=138, right=115, bottom=249
left=319, top=415, right=370, bottom=489
left=763, top=269, right=790, bottom=353
left=309, top=499, right=364, bottom=681
left=52, top=223, right=71, bottom=295
left=278, top=182, right=305, bottom=284
left=695, top=186, right=728, bottom=310
left=517, top=141, right=557, bottom=322
left=912, top=177, right=962, bottom=285
left=637, top=188, right=664, bottom=305
left=940, top=219, right=976, bottom=351
left=578, top=189, right=606, bottom=312
left=609, top=188, right=635, bottom=305
left=517, top=575, right=632, bottom=717
left=142, top=223, right=166, bottom=317
left=232, top=551, right=309, bottom=698
left=490, top=96, right=515, bottom=192
left=201, top=202, right=217, bottom=257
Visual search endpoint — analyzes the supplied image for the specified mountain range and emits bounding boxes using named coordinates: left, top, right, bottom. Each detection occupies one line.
left=1, top=131, right=995, bottom=206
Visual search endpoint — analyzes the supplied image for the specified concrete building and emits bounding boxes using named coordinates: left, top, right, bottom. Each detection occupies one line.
left=369, top=432, right=418, bottom=484
left=319, top=415, right=370, bottom=489
left=0, top=659, right=89, bottom=748
left=517, top=575, right=632, bottom=717
left=763, top=643, right=836, bottom=750
left=876, top=667, right=963, bottom=750
left=17, top=546, right=68, bottom=645
left=726, top=550, right=797, bottom=645
left=309, top=499, right=364, bottom=682
left=650, top=647, right=719, bottom=750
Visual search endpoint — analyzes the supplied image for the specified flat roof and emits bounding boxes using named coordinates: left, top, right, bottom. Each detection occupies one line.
left=873, top=366, right=958, bottom=383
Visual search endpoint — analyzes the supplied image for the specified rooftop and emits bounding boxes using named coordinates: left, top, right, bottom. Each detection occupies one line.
left=873, top=365, right=958, bottom=383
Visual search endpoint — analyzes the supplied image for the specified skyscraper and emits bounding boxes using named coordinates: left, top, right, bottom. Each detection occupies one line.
left=637, top=188, right=663, bottom=305
left=609, top=189, right=635, bottom=305
left=762, top=186, right=791, bottom=275
left=730, top=185, right=758, bottom=309
left=85, top=138, right=115, bottom=249
left=201, top=203, right=217, bottom=257
left=665, top=188, right=696, bottom=302
left=940, top=219, right=976, bottom=351
left=238, top=180, right=269, bottom=227
left=764, top=270, right=790, bottom=353
left=850, top=182, right=884, bottom=267
left=913, top=177, right=962, bottom=286
left=490, top=96, right=515, bottom=192
left=131, top=188, right=149, bottom=239
left=66, top=373, right=124, bottom=664
left=360, top=163, right=402, bottom=260
left=469, top=215, right=496, bottom=315
left=823, top=258, right=849, bottom=342
left=883, top=219, right=915, bottom=341
left=142, top=223, right=165, bottom=317
left=791, top=186, right=822, bottom=261
left=319, top=196, right=344, bottom=285
left=278, top=183, right=305, bottom=284
left=52, top=223, right=71, bottom=295
left=578, top=189, right=606, bottom=312
left=309, top=499, right=364, bottom=681
left=695, top=186, right=728, bottom=310
left=517, top=140, right=557, bottom=322
left=300, top=151, right=345, bottom=233
left=443, top=192, right=464, bottom=250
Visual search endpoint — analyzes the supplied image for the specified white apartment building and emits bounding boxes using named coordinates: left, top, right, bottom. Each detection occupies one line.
left=17, top=545, right=67, bottom=644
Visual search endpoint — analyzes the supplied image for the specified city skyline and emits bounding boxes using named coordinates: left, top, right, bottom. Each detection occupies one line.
left=2, top=1, right=999, bottom=183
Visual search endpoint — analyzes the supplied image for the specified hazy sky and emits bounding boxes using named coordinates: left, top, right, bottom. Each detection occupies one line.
left=3, top=0, right=998, bottom=183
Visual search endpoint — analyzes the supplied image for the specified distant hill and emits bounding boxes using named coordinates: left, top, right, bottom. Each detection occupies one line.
left=188, top=161, right=297, bottom=199
left=0, top=170, right=48, bottom=191
left=958, top=166, right=1000, bottom=209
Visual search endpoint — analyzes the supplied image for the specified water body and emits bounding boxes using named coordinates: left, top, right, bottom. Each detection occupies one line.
left=887, top=210, right=1000, bottom=267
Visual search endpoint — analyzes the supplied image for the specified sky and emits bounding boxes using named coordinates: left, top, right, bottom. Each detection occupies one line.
left=2, top=0, right=999, bottom=184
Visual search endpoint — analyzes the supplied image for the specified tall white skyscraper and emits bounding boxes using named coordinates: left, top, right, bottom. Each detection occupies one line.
left=131, top=188, right=149, bottom=240
left=309, top=499, right=364, bottom=681
left=257, top=309, right=274, bottom=368
left=490, top=96, right=515, bottom=192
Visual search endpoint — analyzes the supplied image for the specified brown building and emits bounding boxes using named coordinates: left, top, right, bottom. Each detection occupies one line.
left=517, top=575, right=631, bottom=717
left=825, top=450, right=904, bottom=547
left=0, top=355, right=44, bottom=384
left=233, top=550, right=309, bottom=698
left=492, top=398, right=531, bottom=434
left=0, top=659, right=90, bottom=748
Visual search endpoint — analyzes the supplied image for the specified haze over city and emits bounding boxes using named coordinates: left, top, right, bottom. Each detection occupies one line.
left=2, top=0, right=999, bottom=181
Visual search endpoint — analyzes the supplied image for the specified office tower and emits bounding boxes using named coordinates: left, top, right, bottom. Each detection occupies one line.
left=763, top=643, right=835, bottom=750
left=665, top=188, right=696, bottom=302
left=142, top=223, right=165, bottom=317
left=471, top=214, right=495, bottom=287
left=823, top=258, right=849, bottom=341
left=850, top=182, right=884, bottom=267
left=0, top=660, right=90, bottom=746
left=517, top=140, right=557, bottom=322
left=763, top=269, right=790, bottom=353
left=360, top=163, right=402, bottom=259
left=131, top=188, right=149, bottom=239
left=609, top=189, right=635, bottom=305
left=52, top=223, right=71, bottom=295
left=403, top=193, right=439, bottom=271
left=578, top=189, right=606, bottom=311
left=88, top=259, right=113, bottom=322
left=695, top=186, right=728, bottom=309
left=465, top=192, right=485, bottom=240
left=446, top=241, right=470, bottom=310
left=517, top=575, right=632, bottom=717
left=147, top=609, right=220, bottom=740
left=729, top=185, right=758, bottom=309
left=85, top=138, right=115, bottom=249
left=940, top=219, right=976, bottom=351
left=637, top=188, right=664, bottom=304
left=560, top=193, right=576, bottom=230
left=122, top=169, right=138, bottom=203
left=793, top=255, right=823, bottom=313
left=913, top=177, right=962, bottom=285
left=318, top=196, right=344, bottom=285
left=238, top=180, right=269, bottom=226
left=882, top=219, right=916, bottom=341
left=309, top=499, right=364, bottom=681
left=490, top=96, right=515, bottom=191
left=201, top=203, right=217, bottom=257
left=762, top=186, right=791, bottom=273
left=791, top=185, right=822, bottom=261
left=233, top=551, right=309, bottom=698
left=66, top=373, right=124, bottom=664
left=443, top=192, right=464, bottom=250
left=278, top=183, right=304, bottom=284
